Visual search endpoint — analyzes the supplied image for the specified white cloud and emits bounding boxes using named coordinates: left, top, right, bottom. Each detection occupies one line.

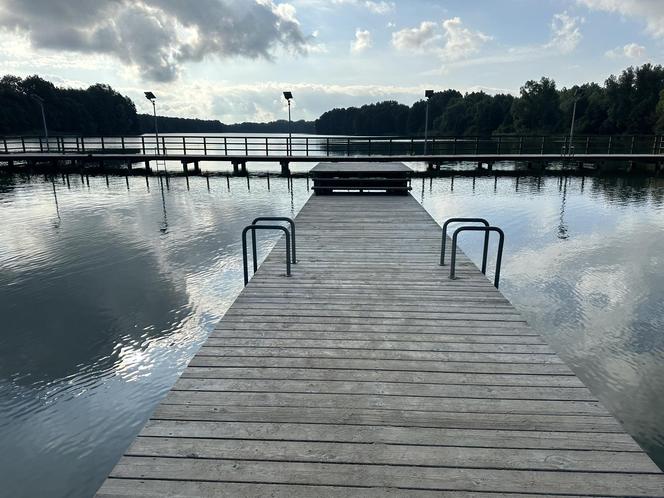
left=0, top=0, right=309, bottom=82
left=439, top=17, right=492, bottom=60
left=392, top=21, right=440, bottom=51
left=547, top=12, right=583, bottom=54
left=392, top=17, right=491, bottom=61
left=576, top=0, right=664, bottom=37
left=330, top=0, right=395, bottom=14
left=605, top=42, right=646, bottom=59
left=350, top=29, right=372, bottom=54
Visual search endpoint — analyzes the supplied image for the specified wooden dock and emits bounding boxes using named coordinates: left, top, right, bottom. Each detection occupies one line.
left=97, top=176, right=664, bottom=496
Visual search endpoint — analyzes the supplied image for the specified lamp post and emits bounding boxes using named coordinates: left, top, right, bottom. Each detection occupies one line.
left=568, top=89, right=578, bottom=156
left=283, top=91, right=293, bottom=155
left=144, top=91, right=159, bottom=156
left=30, top=93, right=49, bottom=151
left=423, top=89, right=433, bottom=155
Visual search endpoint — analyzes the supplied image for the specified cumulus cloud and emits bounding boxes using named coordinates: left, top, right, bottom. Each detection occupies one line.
left=0, top=0, right=308, bottom=82
left=350, top=29, right=372, bottom=54
left=392, top=17, right=491, bottom=61
left=576, top=0, right=664, bottom=37
left=331, top=0, right=395, bottom=15
left=547, top=12, right=583, bottom=53
left=605, top=42, right=646, bottom=59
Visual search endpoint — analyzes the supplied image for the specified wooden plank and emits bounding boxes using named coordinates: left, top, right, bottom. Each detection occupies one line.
left=171, top=378, right=596, bottom=401
left=125, top=437, right=659, bottom=473
left=140, top=420, right=643, bottom=451
left=179, top=367, right=585, bottom=387
left=98, top=479, right=561, bottom=497
left=97, top=178, right=663, bottom=496
left=109, top=457, right=664, bottom=496
left=151, top=404, right=626, bottom=433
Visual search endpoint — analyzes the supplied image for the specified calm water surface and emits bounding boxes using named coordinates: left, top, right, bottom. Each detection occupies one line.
left=1, top=171, right=663, bottom=497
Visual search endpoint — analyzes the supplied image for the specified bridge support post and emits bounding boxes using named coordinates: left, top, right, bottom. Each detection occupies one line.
left=182, top=160, right=188, bottom=173
left=476, top=161, right=483, bottom=170
left=487, top=162, right=493, bottom=171
left=280, top=160, right=290, bottom=176
left=193, top=161, right=200, bottom=173
left=232, top=160, right=247, bottom=176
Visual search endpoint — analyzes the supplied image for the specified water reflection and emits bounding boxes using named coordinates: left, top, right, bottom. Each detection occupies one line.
left=1, top=172, right=663, bottom=498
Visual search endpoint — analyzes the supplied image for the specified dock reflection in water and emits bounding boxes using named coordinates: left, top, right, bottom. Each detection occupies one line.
left=0, top=171, right=663, bottom=497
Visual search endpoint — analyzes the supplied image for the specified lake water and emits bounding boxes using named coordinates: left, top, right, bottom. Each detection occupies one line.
left=1, top=169, right=663, bottom=497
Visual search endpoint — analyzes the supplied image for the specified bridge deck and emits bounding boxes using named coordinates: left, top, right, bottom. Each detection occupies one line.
left=97, top=193, right=664, bottom=496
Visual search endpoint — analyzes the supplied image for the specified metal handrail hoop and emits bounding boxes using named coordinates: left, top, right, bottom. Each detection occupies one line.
left=449, top=226, right=505, bottom=288
left=251, top=217, right=296, bottom=268
left=440, top=218, right=490, bottom=273
left=242, top=225, right=292, bottom=285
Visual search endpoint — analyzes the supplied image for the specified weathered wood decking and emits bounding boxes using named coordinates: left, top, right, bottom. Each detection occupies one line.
left=98, top=191, right=664, bottom=496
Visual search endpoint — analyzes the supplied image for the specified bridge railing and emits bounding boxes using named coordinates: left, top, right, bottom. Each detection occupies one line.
left=0, top=134, right=662, bottom=157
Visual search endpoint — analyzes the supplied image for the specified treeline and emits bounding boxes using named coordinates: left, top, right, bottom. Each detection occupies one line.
left=3, top=65, right=664, bottom=137
left=0, top=74, right=316, bottom=136
left=137, top=115, right=315, bottom=134
left=0, top=75, right=139, bottom=135
left=316, top=64, right=664, bottom=136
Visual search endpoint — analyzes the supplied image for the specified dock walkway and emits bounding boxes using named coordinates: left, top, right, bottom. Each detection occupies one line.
left=98, top=192, right=664, bottom=496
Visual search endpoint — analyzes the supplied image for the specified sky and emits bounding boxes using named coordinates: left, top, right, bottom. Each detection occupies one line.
left=0, top=0, right=662, bottom=123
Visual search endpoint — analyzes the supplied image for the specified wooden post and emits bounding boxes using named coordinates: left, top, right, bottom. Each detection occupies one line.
left=224, top=137, right=228, bottom=155
left=162, top=136, right=166, bottom=155
left=244, top=137, right=248, bottom=155
left=265, top=137, right=269, bottom=156
left=326, top=137, right=330, bottom=157
left=141, top=136, right=145, bottom=154
left=203, top=136, right=207, bottom=155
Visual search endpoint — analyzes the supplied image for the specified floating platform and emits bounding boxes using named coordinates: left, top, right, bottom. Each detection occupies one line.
left=310, top=162, right=412, bottom=194
left=97, top=166, right=664, bottom=496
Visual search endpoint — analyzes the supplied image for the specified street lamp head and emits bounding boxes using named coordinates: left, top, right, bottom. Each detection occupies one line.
left=283, top=91, right=293, bottom=101
left=425, top=89, right=434, bottom=99
left=144, top=91, right=156, bottom=101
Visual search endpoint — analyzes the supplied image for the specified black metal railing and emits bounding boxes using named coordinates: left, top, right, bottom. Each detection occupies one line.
left=241, top=222, right=295, bottom=285
left=440, top=218, right=490, bottom=272
left=251, top=217, right=296, bottom=268
left=445, top=223, right=505, bottom=288
left=1, top=134, right=663, bottom=158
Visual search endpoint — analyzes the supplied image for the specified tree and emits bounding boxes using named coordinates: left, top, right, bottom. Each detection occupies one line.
left=511, top=77, right=561, bottom=133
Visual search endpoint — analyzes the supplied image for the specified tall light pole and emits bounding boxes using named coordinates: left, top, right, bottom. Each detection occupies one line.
left=144, top=91, right=159, bottom=155
left=283, top=91, right=293, bottom=155
left=568, top=89, right=578, bottom=156
left=423, top=90, right=433, bottom=155
left=30, top=93, right=49, bottom=151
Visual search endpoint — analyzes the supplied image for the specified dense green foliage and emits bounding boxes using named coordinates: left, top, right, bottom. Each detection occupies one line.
left=316, top=64, right=664, bottom=136
left=0, top=75, right=139, bottom=135
left=137, top=114, right=315, bottom=134
left=3, top=65, right=664, bottom=136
